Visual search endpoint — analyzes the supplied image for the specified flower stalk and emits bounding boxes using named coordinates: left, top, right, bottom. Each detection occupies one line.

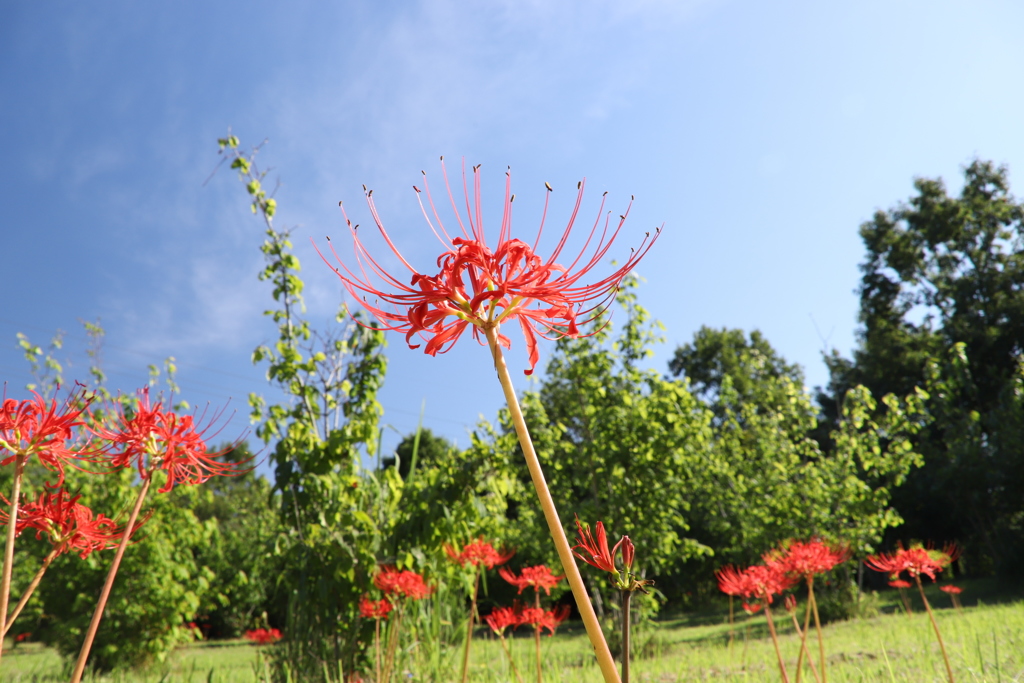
left=916, top=575, right=954, bottom=683
left=0, top=453, right=26, bottom=664
left=3, top=547, right=57, bottom=637
left=486, top=326, right=620, bottom=683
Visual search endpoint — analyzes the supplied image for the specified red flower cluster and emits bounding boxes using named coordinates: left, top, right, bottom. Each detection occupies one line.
left=317, top=161, right=659, bottom=375
left=866, top=543, right=960, bottom=581
left=0, top=391, right=90, bottom=486
left=244, top=628, right=282, bottom=645
left=766, top=539, right=849, bottom=578
left=888, top=579, right=912, bottom=589
left=443, top=539, right=514, bottom=569
left=483, top=602, right=570, bottom=636
left=939, top=584, right=962, bottom=595
left=4, top=488, right=142, bottom=559
left=90, top=389, right=244, bottom=493
left=715, top=563, right=795, bottom=611
left=499, top=564, right=564, bottom=596
left=373, top=566, right=433, bottom=600
left=359, top=596, right=394, bottom=619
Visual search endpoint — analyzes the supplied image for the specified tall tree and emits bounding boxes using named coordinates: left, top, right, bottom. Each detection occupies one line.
left=826, top=160, right=1024, bottom=575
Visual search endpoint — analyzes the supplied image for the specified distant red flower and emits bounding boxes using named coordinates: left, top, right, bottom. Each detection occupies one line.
left=0, top=390, right=90, bottom=486
left=767, top=539, right=849, bottom=578
left=373, top=566, right=433, bottom=600
left=245, top=628, right=282, bottom=644
left=520, top=605, right=571, bottom=636
left=784, top=594, right=797, bottom=614
left=866, top=543, right=960, bottom=582
left=484, top=603, right=524, bottom=635
left=715, top=563, right=794, bottom=608
left=888, top=579, right=912, bottom=589
left=359, top=596, right=394, bottom=619
left=939, top=585, right=962, bottom=595
left=444, top=539, right=514, bottom=569
left=316, top=161, right=660, bottom=375
left=3, top=488, right=143, bottom=559
left=14, top=632, right=30, bottom=643
left=90, top=388, right=245, bottom=493
left=499, top=565, right=564, bottom=596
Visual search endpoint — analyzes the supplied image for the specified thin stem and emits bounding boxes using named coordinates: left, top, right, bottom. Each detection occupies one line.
left=534, top=590, right=543, bottom=683
left=484, top=326, right=620, bottom=683
left=69, top=476, right=152, bottom=683
left=382, top=605, right=403, bottom=683
left=3, top=547, right=57, bottom=637
left=728, top=595, right=735, bottom=646
left=763, top=603, right=791, bottom=683
left=809, top=581, right=827, bottom=683
left=375, top=618, right=382, bottom=683
left=498, top=632, right=526, bottom=683
left=898, top=587, right=913, bottom=616
left=0, top=453, right=27, bottom=665
left=621, top=590, right=632, bottom=683
left=460, top=570, right=481, bottom=683
left=916, top=576, right=955, bottom=683
left=789, top=607, right=821, bottom=683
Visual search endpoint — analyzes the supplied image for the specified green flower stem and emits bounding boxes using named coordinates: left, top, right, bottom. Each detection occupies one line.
left=460, top=570, right=481, bottom=683
left=498, top=632, right=526, bottom=683
left=916, top=575, right=955, bottom=683
left=621, top=590, right=632, bottom=683
left=485, top=326, right=621, bottom=683
left=534, top=591, right=543, bottom=683
left=809, top=580, right=827, bottom=683
left=789, top=605, right=821, bottom=683
left=763, top=602, right=791, bottom=683
left=0, top=453, right=27, bottom=665
left=3, top=547, right=57, bottom=637
left=70, top=476, right=152, bottom=683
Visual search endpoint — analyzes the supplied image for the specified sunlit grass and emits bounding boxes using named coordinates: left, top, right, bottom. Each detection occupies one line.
left=2, top=581, right=1022, bottom=682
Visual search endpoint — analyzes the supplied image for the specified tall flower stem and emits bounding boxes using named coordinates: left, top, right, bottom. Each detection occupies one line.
left=3, top=547, right=57, bottom=637
left=808, top=581, right=827, bottom=683
left=460, top=570, right=481, bottom=683
left=382, top=605, right=403, bottom=683
left=763, top=604, right=791, bottom=683
left=497, top=632, right=526, bottom=683
left=621, top=590, right=632, bottom=683
left=0, top=453, right=27, bottom=664
left=70, top=476, right=152, bottom=683
left=916, top=576, right=955, bottom=683
left=534, top=591, right=543, bottom=683
left=789, top=606, right=821, bottom=683
left=374, top=618, right=382, bottom=683
left=485, top=326, right=620, bottom=683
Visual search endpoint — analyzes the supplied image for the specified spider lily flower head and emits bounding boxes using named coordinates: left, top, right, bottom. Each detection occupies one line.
left=866, top=542, right=960, bottom=582
left=766, top=538, right=850, bottom=579
left=572, top=517, right=622, bottom=574
left=373, top=566, right=434, bottom=600
left=244, top=628, right=282, bottom=645
left=498, top=564, right=564, bottom=596
left=89, top=388, right=247, bottom=493
left=316, top=160, right=660, bottom=375
left=784, top=594, right=797, bottom=615
left=888, top=579, right=912, bottom=589
left=0, top=388, right=92, bottom=486
left=444, top=538, right=515, bottom=569
left=939, top=584, right=962, bottom=595
left=715, top=563, right=795, bottom=605
left=519, top=605, right=571, bottom=636
left=484, top=602, right=524, bottom=636
left=359, top=596, right=394, bottom=619
left=1, top=488, right=144, bottom=559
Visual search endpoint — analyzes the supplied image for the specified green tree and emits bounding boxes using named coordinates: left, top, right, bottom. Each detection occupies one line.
left=825, top=159, right=1024, bottom=575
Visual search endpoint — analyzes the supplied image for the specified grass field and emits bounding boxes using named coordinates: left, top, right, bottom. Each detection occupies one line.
left=2, top=580, right=1022, bottom=682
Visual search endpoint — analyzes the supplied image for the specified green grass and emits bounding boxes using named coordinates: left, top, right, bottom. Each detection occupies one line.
left=3, top=580, right=1023, bottom=682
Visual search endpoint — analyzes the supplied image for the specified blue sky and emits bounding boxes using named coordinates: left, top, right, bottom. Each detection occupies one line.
left=3, top=0, right=1024, bottom=460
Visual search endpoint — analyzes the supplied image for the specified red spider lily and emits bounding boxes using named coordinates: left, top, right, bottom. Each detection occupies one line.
left=244, top=627, right=282, bottom=644
left=484, top=603, right=524, bottom=635
left=316, top=161, right=660, bottom=375
left=499, top=565, right=564, bottom=596
left=0, top=390, right=91, bottom=486
left=444, top=539, right=514, bottom=569
left=89, top=389, right=245, bottom=493
left=1, top=489, right=144, bottom=559
left=766, top=538, right=849, bottom=578
left=866, top=543, right=960, bottom=582
left=714, top=563, right=795, bottom=605
left=939, top=585, right=962, bottom=595
left=888, top=579, right=912, bottom=589
left=373, top=566, right=433, bottom=600
left=520, top=605, right=571, bottom=636
left=572, top=518, right=627, bottom=575
left=359, top=596, right=394, bottom=619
